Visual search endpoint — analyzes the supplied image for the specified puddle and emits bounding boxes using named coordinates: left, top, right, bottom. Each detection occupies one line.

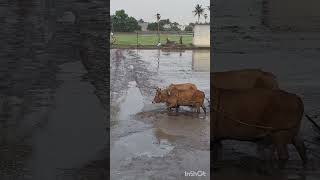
left=111, top=129, right=174, bottom=170
left=118, top=81, right=144, bottom=120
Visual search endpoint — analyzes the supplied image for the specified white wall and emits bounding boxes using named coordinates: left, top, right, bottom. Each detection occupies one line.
left=192, top=24, right=210, bottom=47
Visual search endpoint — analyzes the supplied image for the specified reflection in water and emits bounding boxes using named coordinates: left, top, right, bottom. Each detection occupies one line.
left=153, top=49, right=210, bottom=73
left=118, top=81, right=144, bottom=120
left=153, top=128, right=178, bottom=145
left=192, top=50, right=210, bottom=72
left=110, top=129, right=174, bottom=172
left=157, top=48, right=160, bottom=72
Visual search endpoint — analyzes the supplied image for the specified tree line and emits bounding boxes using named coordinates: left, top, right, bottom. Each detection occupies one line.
left=111, top=4, right=210, bottom=33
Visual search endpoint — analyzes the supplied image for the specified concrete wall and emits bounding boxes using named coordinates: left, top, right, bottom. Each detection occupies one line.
left=192, top=24, right=210, bottom=47
left=264, top=0, right=320, bottom=31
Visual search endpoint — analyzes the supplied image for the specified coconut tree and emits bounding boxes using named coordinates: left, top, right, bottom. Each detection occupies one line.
left=193, top=4, right=204, bottom=23
left=156, top=13, right=161, bottom=43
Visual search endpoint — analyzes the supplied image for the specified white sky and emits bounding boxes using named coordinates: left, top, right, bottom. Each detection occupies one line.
left=110, top=0, right=210, bottom=25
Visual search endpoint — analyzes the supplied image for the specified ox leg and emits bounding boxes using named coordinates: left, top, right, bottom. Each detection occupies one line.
left=166, top=102, right=176, bottom=112
left=166, top=102, right=171, bottom=111
left=196, top=103, right=200, bottom=113
left=256, top=141, right=275, bottom=173
left=256, top=137, right=274, bottom=161
left=275, top=144, right=289, bottom=169
left=292, top=136, right=307, bottom=166
left=175, top=105, right=179, bottom=112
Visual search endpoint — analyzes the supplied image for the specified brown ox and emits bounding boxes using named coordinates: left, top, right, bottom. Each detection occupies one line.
left=212, top=88, right=306, bottom=167
left=166, top=83, right=197, bottom=95
left=152, top=88, right=206, bottom=113
left=212, top=69, right=279, bottom=89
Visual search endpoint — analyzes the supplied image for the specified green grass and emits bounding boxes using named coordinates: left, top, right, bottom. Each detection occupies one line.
left=112, top=33, right=193, bottom=46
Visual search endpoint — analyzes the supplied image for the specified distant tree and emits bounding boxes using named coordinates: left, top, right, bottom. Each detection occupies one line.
left=184, top=22, right=195, bottom=32
left=170, top=22, right=181, bottom=31
left=147, top=18, right=181, bottom=31
left=159, top=19, right=170, bottom=26
left=148, top=22, right=165, bottom=31
left=193, top=4, right=204, bottom=23
left=138, top=19, right=144, bottom=23
left=184, top=25, right=193, bottom=32
left=111, top=10, right=141, bottom=32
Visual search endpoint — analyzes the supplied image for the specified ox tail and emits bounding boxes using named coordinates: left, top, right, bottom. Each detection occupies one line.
left=202, top=104, right=207, bottom=114
left=305, top=114, right=320, bottom=132
left=205, top=97, right=210, bottom=104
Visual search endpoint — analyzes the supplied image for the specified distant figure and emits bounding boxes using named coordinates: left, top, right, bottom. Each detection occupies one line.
left=179, top=36, right=183, bottom=45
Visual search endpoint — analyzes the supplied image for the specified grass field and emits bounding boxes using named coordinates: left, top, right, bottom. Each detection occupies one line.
left=112, top=33, right=193, bottom=47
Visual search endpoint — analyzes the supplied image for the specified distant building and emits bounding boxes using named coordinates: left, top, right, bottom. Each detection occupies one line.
left=192, top=24, right=210, bottom=47
left=138, top=22, right=149, bottom=31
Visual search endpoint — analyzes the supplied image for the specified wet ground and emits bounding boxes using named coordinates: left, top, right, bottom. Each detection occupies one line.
left=110, top=49, right=210, bottom=179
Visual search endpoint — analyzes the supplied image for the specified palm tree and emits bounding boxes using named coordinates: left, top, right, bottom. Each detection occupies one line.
left=204, top=13, right=208, bottom=23
left=156, top=13, right=161, bottom=43
left=193, top=4, right=204, bottom=23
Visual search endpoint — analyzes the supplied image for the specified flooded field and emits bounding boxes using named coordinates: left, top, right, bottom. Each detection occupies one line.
left=110, top=49, right=210, bottom=179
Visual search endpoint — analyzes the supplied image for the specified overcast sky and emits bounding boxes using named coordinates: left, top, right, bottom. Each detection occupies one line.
left=110, top=0, right=210, bottom=25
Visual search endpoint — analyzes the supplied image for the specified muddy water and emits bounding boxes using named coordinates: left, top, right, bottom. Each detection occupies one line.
left=110, top=49, right=210, bottom=179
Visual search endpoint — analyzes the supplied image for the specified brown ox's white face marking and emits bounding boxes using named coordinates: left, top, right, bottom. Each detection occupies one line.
left=152, top=88, right=168, bottom=104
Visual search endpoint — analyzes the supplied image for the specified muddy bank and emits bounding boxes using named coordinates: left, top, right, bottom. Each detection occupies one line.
left=111, top=45, right=210, bottom=50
